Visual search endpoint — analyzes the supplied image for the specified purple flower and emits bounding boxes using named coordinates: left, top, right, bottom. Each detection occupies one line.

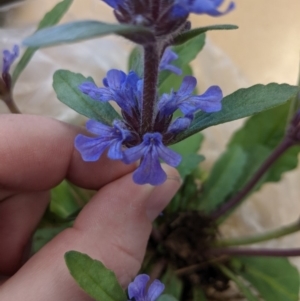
left=128, top=274, right=165, bottom=301
left=2, top=45, right=19, bottom=74
left=174, top=0, right=235, bottom=17
left=159, top=48, right=182, bottom=76
left=123, top=132, right=181, bottom=185
left=75, top=119, right=132, bottom=161
left=79, top=69, right=142, bottom=116
left=158, top=76, right=223, bottom=117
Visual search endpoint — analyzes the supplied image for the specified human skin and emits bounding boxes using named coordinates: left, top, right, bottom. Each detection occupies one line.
left=0, top=114, right=181, bottom=301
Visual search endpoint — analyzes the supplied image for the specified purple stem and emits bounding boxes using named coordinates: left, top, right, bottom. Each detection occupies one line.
left=141, top=44, right=159, bottom=134
left=211, top=138, right=294, bottom=220
left=210, top=247, right=300, bottom=257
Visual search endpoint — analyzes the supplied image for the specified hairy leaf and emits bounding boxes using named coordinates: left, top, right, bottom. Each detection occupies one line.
left=65, top=251, right=126, bottom=301
left=12, top=0, right=73, bottom=85
left=173, top=24, right=238, bottom=45
left=173, top=83, right=299, bottom=143
left=198, top=146, right=247, bottom=212
left=23, top=20, right=154, bottom=48
left=234, top=257, right=300, bottom=301
left=229, top=101, right=300, bottom=192
left=170, top=133, right=204, bottom=178
left=128, top=46, right=143, bottom=76
left=53, top=70, right=120, bottom=124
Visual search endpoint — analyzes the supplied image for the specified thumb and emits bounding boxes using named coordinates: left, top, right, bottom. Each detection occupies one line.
left=0, top=165, right=181, bottom=301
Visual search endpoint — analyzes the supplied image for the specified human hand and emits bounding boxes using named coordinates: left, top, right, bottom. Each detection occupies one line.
left=0, top=115, right=181, bottom=301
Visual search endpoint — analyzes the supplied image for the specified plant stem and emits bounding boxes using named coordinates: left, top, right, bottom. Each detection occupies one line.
left=217, top=264, right=259, bottom=301
left=211, top=139, right=294, bottom=220
left=3, top=94, right=21, bottom=114
left=141, top=44, right=159, bottom=134
left=211, top=247, right=300, bottom=257
left=215, top=218, right=300, bottom=247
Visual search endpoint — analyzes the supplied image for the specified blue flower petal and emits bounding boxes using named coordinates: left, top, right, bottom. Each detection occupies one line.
left=177, top=76, right=197, bottom=96
left=106, top=69, right=127, bottom=90
left=176, top=0, right=235, bottom=16
left=2, top=44, right=19, bottom=74
left=179, top=85, right=223, bottom=114
left=156, top=143, right=181, bottom=167
left=79, top=82, right=113, bottom=101
left=133, top=150, right=167, bottom=185
left=167, top=117, right=191, bottom=134
left=75, top=135, right=109, bottom=161
left=128, top=274, right=149, bottom=300
left=147, top=280, right=165, bottom=301
left=159, top=48, right=182, bottom=75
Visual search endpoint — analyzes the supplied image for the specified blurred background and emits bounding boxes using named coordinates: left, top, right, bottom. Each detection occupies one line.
left=0, top=0, right=300, bottom=267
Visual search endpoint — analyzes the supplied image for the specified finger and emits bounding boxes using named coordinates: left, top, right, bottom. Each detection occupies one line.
left=0, top=166, right=181, bottom=301
left=0, top=114, right=135, bottom=192
left=0, top=191, right=50, bottom=276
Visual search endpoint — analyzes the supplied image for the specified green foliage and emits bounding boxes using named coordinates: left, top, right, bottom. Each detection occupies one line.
left=173, top=83, right=299, bottom=144
left=173, top=24, right=238, bottom=45
left=23, top=20, right=154, bottom=48
left=233, top=257, right=300, bottom=301
left=229, top=101, right=300, bottom=188
left=170, top=133, right=204, bottom=178
left=157, top=295, right=179, bottom=301
left=128, top=47, right=143, bottom=76
left=53, top=70, right=120, bottom=124
left=12, top=0, right=73, bottom=85
left=159, top=34, right=206, bottom=90
left=198, top=146, right=247, bottom=212
left=50, top=180, right=85, bottom=219
left=193, top=288, right=207, bottom=301
left=32, top=225, right=70, bottom=253
left=65, top=251, right=126, bottom=301
left=218, top=264, right=260, bottom=301
left=161, top=267, right=183, bottom=300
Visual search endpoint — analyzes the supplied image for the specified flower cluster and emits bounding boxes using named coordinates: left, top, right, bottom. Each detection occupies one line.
left=128, top=274, right=165, bottom=301
left=101, top=0, right=235, bottom=36
left=75, top=48, right=223, bottom=185
left=75, top=0, right=234, bottom=185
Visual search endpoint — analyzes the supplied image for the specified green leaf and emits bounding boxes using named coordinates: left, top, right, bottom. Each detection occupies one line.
left=193, top=287, right=208, bottom=301
left=234, top=257, right=300, bottom=301
left=173, top=83, right=299, bottom=144
left=23, top=21, right=154, bottom=48
left=177, top=154, right=204, bottom=178
left=229, top=101, right=300, bottom=192
left=170, top=133, right=204, bottom=178
left=159, top=64, right=194, bottom=95
left=173, top=24, right=238, bottom=45
left=218, top=264, right=260, bottom=301
left=198, top=146, right=247, bottom=212
left=53, top=70, right=120, bottom=124
left=12, top=0, right=73, bottom=85
left=128, top=46, right=143, bottom=76
left=32, top=225, right=70, bottom=253
left=161, top=267, right=183, bottom=300
left=157, top=295, right=178, bottom=301
left=170, top=132, right=203, bottom=155
left=159, top=34, right=205, bottom=90
left=65, top=251, right=126, bottom=301
left=50, top=181, right=82, bottom=219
